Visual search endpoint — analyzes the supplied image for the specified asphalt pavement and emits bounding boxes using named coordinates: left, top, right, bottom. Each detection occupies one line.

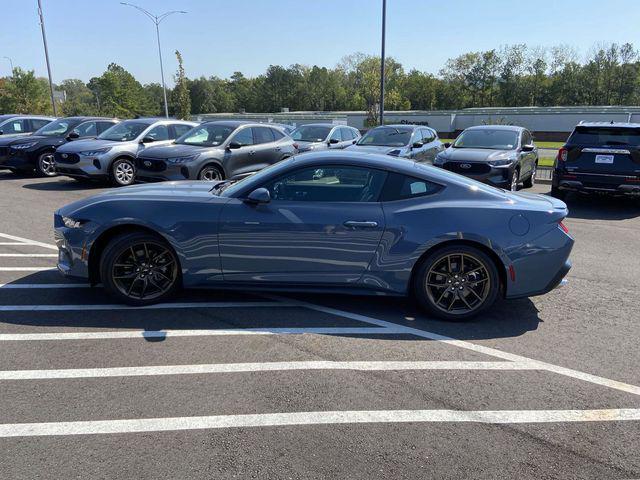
left=0, top=171, right=638, bottom=479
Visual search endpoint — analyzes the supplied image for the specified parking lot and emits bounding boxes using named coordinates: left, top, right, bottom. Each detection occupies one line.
left=0, top=171, right=639, bottom=479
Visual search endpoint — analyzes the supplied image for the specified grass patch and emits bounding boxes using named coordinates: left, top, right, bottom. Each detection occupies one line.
left=538, top=157, right=555, bottom=167
left=535, top=141, right=564, bottom=149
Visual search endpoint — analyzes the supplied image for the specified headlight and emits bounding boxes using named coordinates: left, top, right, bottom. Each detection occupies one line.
left=488, top=158, right=515, bottom=167
left=166, top=154, right=199, bottom=164
left=11, top=141, right=38, bottom=150
left=79, top=147, right=111, bottom=156
left=62, top=216, right=85, bottom=229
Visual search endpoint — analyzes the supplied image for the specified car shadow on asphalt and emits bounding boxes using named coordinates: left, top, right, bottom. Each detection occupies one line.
left=544, top=192, right=639, bottom=220
left=21, top=179, right=104, bottom=192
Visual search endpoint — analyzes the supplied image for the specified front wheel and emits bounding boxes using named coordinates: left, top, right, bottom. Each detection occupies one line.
left=198, top=165, right=224, bottom=181
left=100, top=232, right=181, bottom=306
left=36, top=152, right=57, bottom=177
left=509, top=168, right=520, bottom=191
left=111, top=158, right=136, bottom=187
left=523, top=163, right=536, bottom=188
left=413, top=245, right=500, bottom=321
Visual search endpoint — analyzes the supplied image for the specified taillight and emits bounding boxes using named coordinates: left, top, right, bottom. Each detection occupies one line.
left=557, top=147, right=568, bottom=162
left=558, top=221, right=569, bottom=234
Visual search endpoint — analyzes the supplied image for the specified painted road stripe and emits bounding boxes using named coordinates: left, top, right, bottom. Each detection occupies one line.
left=0, top=267, right=56, bottom=272
left=280, top=297, right=640, bottom=397
left=0, top=327, right=398, bottom=342
left=0, top=301, right=293, bottom=312
left=0, top=233, right=57, bottom=251
left=0, top=242, right=40, bottom=246
left=0, top=283, right=90, bottom=289
left=0, top=253, right=57, bottom=257
left=0, top=360, right=537, bottom=380
left=2, top=409, right=639, bottom=437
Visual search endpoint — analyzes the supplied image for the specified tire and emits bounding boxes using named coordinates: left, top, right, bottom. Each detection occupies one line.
left=523, top=163, right=536, bottom=188
left=110, top=158, right=136, bottom=187
left=36, top=152, right=57, bottom=177
left=99, top=232, right=181, bottom=306
left=509, top=168, right=520, bottom=191
left=550, top=187, right=566, bottom=200
left=198, top=164, right=224, bottom=181
left=412, top=245, right=500, bottom=321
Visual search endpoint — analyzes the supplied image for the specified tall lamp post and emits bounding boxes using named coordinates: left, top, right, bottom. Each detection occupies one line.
left=121, top=2, right=186, bottom=118
left=379, top=0, right=386, bottom=126
left=37, top=0, right=57, bottom=116
left=3, top=56, right=14, bottom=75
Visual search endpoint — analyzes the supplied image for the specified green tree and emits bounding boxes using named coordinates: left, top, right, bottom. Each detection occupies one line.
left=87, top=63, right=154, bottom=118
left=59, top=79, right=97, bottom=116
left=172, top=50, right=191, bottom=119
left=0, top=68, right=51, bottom=114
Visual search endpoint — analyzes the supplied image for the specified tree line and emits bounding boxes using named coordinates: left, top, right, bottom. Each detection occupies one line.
left=1, top=43, right=639, bottom=126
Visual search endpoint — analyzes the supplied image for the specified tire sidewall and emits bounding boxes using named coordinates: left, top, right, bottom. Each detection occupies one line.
left=198, top=165, right=223, bottom=181
left=413, top=245, right=500, bottom=321
left=36, top=152, right=57, bottom=177
left=111, top=158, right=136, bottom=186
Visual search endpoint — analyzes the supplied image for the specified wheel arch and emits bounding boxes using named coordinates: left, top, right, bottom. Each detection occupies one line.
left=197, top=159, right=226, bottom=179
left=408, top=239, right=507, bottom=298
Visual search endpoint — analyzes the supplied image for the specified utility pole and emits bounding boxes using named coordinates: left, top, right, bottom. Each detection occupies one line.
left=379, top=0, right=386, bottom=126
left=37, top=0, right=57, bottom=116
left=3, top=56, right=14, bottom=75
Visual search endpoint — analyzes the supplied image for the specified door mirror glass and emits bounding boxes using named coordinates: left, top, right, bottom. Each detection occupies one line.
left=227, top=141, right=242, bottom=149
left=141, top=136, right=155, bottom=144
left=522, top=144, right=535, bottom=152
left=328, top=138, right=340, bottom=144
left=66, top=131, right=80, bottom=140
left=245, top=187, right=271, bottom=205
left=412, top=142, right=423, bottom=149
left=444, top=142, right=451, bottom=148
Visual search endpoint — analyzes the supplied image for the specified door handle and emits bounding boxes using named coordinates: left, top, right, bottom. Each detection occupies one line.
left=248, top=150, right=255, bottom=156
left=275, top=146, right=281, bottom=151
left=343, top=220, right=378, bottom=228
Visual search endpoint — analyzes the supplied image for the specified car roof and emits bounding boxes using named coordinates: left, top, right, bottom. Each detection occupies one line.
left=576, top=121, right=640, bottom=129
left=199, top=120, right=252, bottom=128
left=465, top=125, right=525, bottom=132
left=373, top=124, right=422, bottom=130
left=1, top=115, right=55, bottom=121
left=64, top=116, right=118, bottom=122
left=295, top=123, right=342, bottom=128
left=124, top=117, right=195, bottom=125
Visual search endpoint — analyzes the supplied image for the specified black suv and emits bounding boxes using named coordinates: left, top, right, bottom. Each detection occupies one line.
left=552, top=122, right=640, bottom=199
left=0, top=117, right=118, bottom=177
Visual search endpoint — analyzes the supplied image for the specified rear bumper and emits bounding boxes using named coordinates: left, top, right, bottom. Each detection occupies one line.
left=553, top=170, right=640, bottom=196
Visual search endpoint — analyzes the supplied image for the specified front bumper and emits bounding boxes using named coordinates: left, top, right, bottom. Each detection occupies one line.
left=54, top=214, right=90, bottom=280
left=136, top=157, right=192, bottom=182
left=553, top=170, right=640, bottom=196
left=438, top=161, right=515, bottom=188
left=54, top=152, right=110, bottom=180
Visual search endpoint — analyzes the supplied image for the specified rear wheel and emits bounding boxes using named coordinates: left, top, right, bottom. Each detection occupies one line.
left=198, top=165, right=224, bottom=181
left=413, top=245, right=500, bottom=321
left=36, top=152, right=57, bottom=177
left=523, top=163, right=536, bottom=188
left=110, top=158, right=136, bottom=187
left=100, top=232, right=181, bottom=306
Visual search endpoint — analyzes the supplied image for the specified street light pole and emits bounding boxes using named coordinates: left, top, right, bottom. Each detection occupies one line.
left=37, top=0, right=57, bottom=116
left=379, top=0, right=386, bottom=126
left=120, top=3, right=186, bottom=118
left=3, top=56, right=14, bottom=74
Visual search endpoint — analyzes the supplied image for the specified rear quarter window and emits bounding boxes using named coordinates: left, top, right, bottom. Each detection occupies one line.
left=380, top=172, right=442, bottom=201
left=568, top=127, right=640, bottom=146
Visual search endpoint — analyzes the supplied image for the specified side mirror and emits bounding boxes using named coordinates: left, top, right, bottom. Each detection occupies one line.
left=444, top=142, right=451, bottom=148
left=522, top=144, right=535, bottom=152
left=141, top=136, right=155, bottom=144
left=328, top=138, right=340, bottom=145
left=227, top=141, right=242, bottom=150
left=245, top=187, right=271, bottom=205
left=0, top=130, right=3, bottom=135
left=412, top=142, right=424, bottom=149
left=66, top=132, right=80, bottom=140
left=352, top=140, right=357, bottom=144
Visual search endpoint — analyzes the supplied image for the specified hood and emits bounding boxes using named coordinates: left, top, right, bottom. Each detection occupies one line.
left=0, top=133, right=32, bottom=146
left=56, top=138, right=128, bottom=153
left=10, top=135, right=65, bottom=147
left=58, top=181, right=228, bottom=217
left=139, top=143, right=214, bottom=159
left=441, top=148, right=516, bottom=162
left=347, top=144, right=406, bottom=155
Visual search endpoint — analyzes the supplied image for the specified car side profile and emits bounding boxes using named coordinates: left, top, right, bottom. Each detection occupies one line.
left=135, top=121, right=297, bottom=182
left=0, top=114, right=55, bottom=138
left=53, top=118, right=196, bottom=186
left=290, top=123, right=361, bottom=153
left=552, top=122, right=640, bottom=199
left=433, top=125, right=538, bottom=191
left=55, top=151, right=573, bottom=321
left=347, top=124, right=443, bottom=163
left=0, top=116, right=118, bottom=177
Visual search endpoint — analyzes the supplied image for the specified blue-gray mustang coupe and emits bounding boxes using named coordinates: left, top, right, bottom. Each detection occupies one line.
left=55, top=151, right=573, bottom=320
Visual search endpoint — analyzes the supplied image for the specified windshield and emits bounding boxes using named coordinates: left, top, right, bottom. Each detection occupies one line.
left=34, top=119, right=76, bottom=137
left=290, top=126, right=331, bottom=142
left=453, top=129, right=519, bottom=150
left=221, top=157, right=297, bottom=197
left=176, top=124, right=236, bottom=147
left=357, top=127, right=412, bottom=147
left=568, top=126, right=640, bottom=146
left=98, top=121, right=148, bottom=142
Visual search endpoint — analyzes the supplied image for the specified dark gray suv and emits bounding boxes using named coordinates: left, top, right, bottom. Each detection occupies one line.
left=136, top=121, right=297, bottom=182
left=290, top=123, right=361, bottom=153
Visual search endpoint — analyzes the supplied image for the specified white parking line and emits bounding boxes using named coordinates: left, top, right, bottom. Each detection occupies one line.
left=0, top=327, right=399, bottom=342
left=0, top=283, right=90, bottom=289
left=0, top=267, right=56, bottom=272
left=0, top=254, right=58, bottom=257
left=281, top=297, right=640, bottom=397
left=0, top=301, right=294, bottom=312
left=0, top=233, right=57, bottom=250
left=0, top=360, right=538, bottom=380
left=2, top=408, right=639, bottom=437
left=0, top=242, right=40, bottom=246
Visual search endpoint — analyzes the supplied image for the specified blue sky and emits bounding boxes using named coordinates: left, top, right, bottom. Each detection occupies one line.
left=2, top=0, right=640, bottom=85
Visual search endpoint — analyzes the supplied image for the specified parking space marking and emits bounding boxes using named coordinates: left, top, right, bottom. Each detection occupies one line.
left=2, top=408, right=639, bottom=438
left=0, top=242, right=41, bottom=246
left=0, top=283, right=90, bottom=289
left=0, top=233, right=57, bottom=251
left=283, top=297, right=640, bottom=397
left=0, top=254, right=58, bottom=258
left=0, top=327, right=399, bottom=342
left=0, top=360, right=537, bottom=380
left=0, top=267, right=56, bottom=272
left=0, top=301, right=294, bottom=311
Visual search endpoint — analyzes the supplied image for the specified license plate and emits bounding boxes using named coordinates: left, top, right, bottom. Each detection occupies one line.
left=595, top=154, right=614, bottom=164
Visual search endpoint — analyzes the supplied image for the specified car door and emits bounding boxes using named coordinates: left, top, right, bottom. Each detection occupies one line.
left=72, top=121, right=98, bottom=139
left=423, top=128, right=441, bottom=164
left=218, top=164, right=388, bottom=284
left=520, top=130, right=536, bottom=177
left=327, top=127, right=342, bottom=149
left=339, top=127, right=357, bottom=148
left=137, top=124, right=172, bottom=155
left=251, top=126, right=281, bottom=170
left=408, top=129, right=426, bottom=161
left=222, top=126, right=256, bottom=177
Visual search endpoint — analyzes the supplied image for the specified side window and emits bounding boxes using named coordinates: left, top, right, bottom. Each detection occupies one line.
left=31, top=119, right=51, bottom=131
left=264, top=166, right=388, bottom=203
left=522, top=130, right=533, bottom=146
left=411, top=129, right=424, bottom=145
left=0, top=119, right=26, bottom=134
left=231, top=127, right=254, bottom=146
left=253, top=126, right=275, bottom=144
left=172, top=123, right=192, bottom=139
left=146, top=124, right=169, bottom=141
left=380, top=172, right=442, bottom=202
left=73, top=122, right=97, bottom=137
left=329, top=128, right=342, bottom=142
left=342, top=127, right=356, bottom=140
left=271, top=128, right=285, bottom=140
left=97, top=121, right=116, bottom=134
